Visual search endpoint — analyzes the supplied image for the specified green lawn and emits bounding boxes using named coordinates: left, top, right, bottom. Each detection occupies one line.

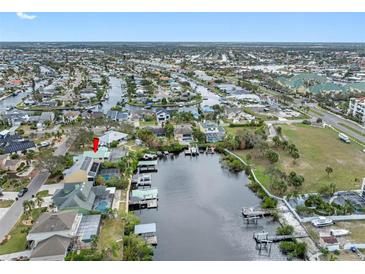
left=224, top=125, right=256, bottom=136
left=0, top=208, right=44, bottom=255
left=236, top=124, right=365, bottom=194
left=36, top=190, right=49, bottom=198
left=97, top=217, right=124, bottom=260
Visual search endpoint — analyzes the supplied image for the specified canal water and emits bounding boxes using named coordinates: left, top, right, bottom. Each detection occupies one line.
left=136, top=154, right=287, bottom=261
left=99, top=77, right=126, bottom=113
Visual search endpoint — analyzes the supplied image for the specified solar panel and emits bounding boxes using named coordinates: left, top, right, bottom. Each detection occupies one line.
left=80, top=157, right=92, bottom=171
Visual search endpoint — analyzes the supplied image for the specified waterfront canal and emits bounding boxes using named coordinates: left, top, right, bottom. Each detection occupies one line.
left=137, top=153, right=286, bottom=261
left=100, top=77, right=126, bottom=113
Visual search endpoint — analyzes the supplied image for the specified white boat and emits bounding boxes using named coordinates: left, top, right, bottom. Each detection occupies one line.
left=311, top=217, right=333, bottom=227
left=330, top=229, right=350, bottom=237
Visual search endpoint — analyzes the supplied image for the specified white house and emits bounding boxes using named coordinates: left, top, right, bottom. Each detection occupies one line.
left=156, top=110, right=170, bottom=124
left=99, top=130, right=128, bottom=146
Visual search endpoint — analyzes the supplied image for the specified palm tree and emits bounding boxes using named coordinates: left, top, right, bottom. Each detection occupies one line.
left=325, top=166, right=334, bottom=177
left=35, top=195, right=44, bottom=208
left=22, top=200, right=34, bottom=214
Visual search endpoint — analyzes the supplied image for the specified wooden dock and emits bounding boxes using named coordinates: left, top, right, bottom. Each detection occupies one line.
left=253, top=232, right=308, bottom=243
left=241, top=207, right=272, bottom=218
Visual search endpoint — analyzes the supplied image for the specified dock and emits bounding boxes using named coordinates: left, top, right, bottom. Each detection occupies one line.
left=205, top=146, right=215, bottom=154
left=241, top=207, right=272, bottom=218
left=138, top=160, right=158, bottom=173
left=134, top=223, right=158, bottom=246
left=137, top=173, right=152, bottom=187
left=184, top=146, right=200, bottom=156
left=253, top=231, right=308, bottom=243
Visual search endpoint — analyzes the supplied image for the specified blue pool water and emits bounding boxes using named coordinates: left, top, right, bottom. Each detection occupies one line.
left=95, top=200, right=109, bottom=212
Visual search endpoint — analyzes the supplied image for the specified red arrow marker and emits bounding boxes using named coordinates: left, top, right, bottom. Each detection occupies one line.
left=93, top=137, right=99, bottom=153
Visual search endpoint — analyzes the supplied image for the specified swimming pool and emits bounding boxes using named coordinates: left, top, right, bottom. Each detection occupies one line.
left=94, top=200, right=109, bottom=212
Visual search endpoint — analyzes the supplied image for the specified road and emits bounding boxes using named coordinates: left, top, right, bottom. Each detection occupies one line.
left=53, top=137, right=69, bottom=156
left=309, top=105, right=365, bottom=145
left=0, top=171, right=50, bottom=240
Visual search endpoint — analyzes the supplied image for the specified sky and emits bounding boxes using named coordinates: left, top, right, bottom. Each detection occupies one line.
left=1, top=13, right=365, bottom=42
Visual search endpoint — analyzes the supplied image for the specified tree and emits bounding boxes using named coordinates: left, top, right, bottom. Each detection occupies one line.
left=266, top=149, right=279, bottom=163
left=325, top=166, right=333, bottom=177
left=23, top=200, right=35, bottom=214
left=276, top=126, right=282, bottom=136
left=35, top=195, right=44, bottom=208
left=164, top=122, right=174, bottom=138
left=291, top=151, right=300, bottom=164
left=272, top=136, right=281, bottom=147
left=123, top=234, right=154, bottom=261
left=288, top=171, right=305, bottom=189
left=271, top=179, right=288, bottom=196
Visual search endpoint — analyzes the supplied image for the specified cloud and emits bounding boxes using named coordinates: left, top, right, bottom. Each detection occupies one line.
left=16, top=12, right=37, bottom=20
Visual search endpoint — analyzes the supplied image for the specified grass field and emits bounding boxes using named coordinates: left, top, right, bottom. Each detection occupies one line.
left=236, top=124, right=365, bottom=194
left=0, top=208, right=44, bottom=255
left=97, top=217, right=124, bottom=260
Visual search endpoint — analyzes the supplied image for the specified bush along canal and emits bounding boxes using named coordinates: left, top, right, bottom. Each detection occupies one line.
left=134, top=153, right=288, bottom=260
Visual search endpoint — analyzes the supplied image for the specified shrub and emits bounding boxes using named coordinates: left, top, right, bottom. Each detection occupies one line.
left=262, top=197, right=278, bottom=209
left=276, top=224, right=294, bottom=235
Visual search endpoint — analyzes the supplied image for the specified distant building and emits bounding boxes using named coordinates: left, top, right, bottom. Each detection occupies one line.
left=347, top=97, right=365, bottom=125
left=200, top=122, right=225, bottom=143
left=106, top=110, right=130, bottom=122
left=0, top=132, right=36, bottom=155
left=99, top=130, right=128, bottom=147
left=156, top=109, right=171, bottom=124
left=174, top=124, right=193, bottom=144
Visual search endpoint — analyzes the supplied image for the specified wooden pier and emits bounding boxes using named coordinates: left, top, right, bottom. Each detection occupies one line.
left=184, top=146, right=199, bottom=156
left=241, top=207, right=272, bottom=218
left=253, top=232, right=308, bottom=243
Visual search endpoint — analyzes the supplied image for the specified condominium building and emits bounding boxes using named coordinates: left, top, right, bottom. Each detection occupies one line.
left=347, top=97, right=365, bottom=125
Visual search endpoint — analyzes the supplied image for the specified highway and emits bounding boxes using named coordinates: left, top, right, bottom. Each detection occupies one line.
left=309, top=105, right=365, bottom=145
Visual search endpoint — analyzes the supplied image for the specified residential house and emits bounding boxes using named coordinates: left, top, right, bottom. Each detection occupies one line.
left=2, top=159, right=24, bottom=172
left=63, top=156, right=100, bottom=184
left=73, top=147, right=111, bottom=163
left=29, top=235, right=72, bottom=261
left=27, top=211, right=82, bottom=248
left=62, top=111, right=80, bottom=124
left=200, top=121, right=225, bottom=143
left=146, top=126, right=166, bottom=137
left=174, top=124, right=193, bottom=144
left=99, top=130, right=128, bottom=147
left=106, top=110, right=130, bottom=122
left=0, top=132, right=36, bottom=155
left=156, top=109, right=171, bottom=124
left=52, top=182, right=114, bottom=213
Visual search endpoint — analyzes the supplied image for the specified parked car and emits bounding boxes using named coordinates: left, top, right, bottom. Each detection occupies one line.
left=17, top=188, right=28, bottom=198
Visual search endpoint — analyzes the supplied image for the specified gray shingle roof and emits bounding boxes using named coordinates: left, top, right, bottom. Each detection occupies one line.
left=30, top=211, right=78, bottom=234
left=30, top=235, right=71, bottom=259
